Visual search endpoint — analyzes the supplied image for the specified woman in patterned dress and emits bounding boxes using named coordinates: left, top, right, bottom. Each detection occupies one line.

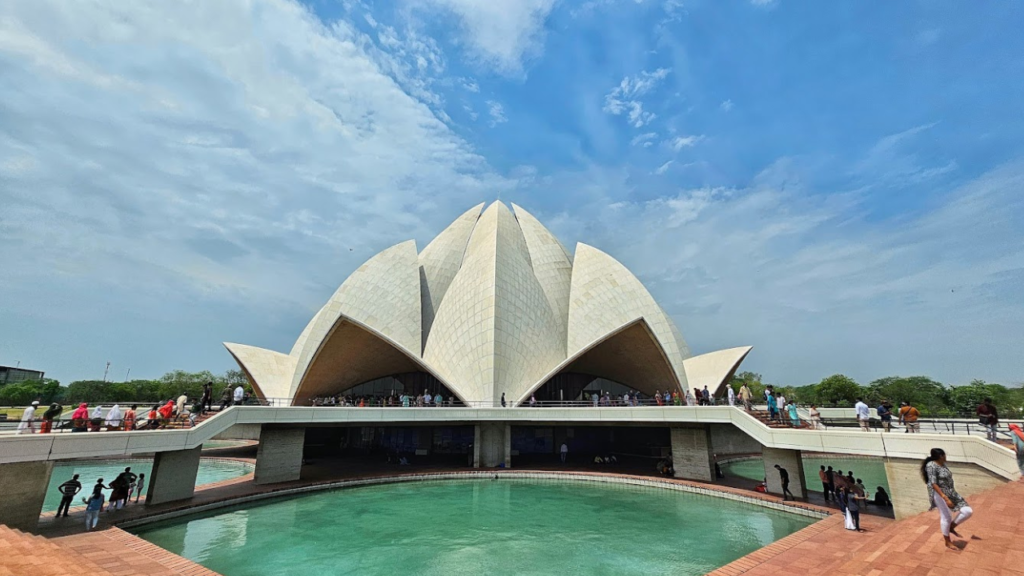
left=921, top=448, right=974, bottom=550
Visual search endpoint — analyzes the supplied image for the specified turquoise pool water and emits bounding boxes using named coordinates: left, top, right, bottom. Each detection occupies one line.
left=44, top=459, right=253, bottom=512
left=134, top=479, right=815, bottom=576
left=721, top=456, right=890, bottom=494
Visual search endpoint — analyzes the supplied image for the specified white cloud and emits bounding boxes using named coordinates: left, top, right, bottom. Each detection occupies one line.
left=720, top=99, right=734, bottom=112
left=654, top=160, right=673, bottom=175
left=0, top=0, right=513, bottom=381
left=538, top=160, right=1024, bottom=386
left=409, top=0, right=557, bottom=74
left=630, top=132, right=657, bottom=147
left=603, top=68, right=671, bottom=128
left=486, top=100, right=508, bottom=126
left=667, top=135, right=704, bottom=151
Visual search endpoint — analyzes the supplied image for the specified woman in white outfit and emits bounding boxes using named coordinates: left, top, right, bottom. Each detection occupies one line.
left=923, top=448, right=973, bottom=550
left=727, top=386, right=736, bottom=407
left=104, top=404, right=123, bottom=431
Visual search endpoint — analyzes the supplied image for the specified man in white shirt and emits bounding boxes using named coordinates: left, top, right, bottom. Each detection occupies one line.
left=17, top=401, right=39, bottom=434
left=727, top=386, right=736, bottom=407
left=233, top=385, right=245, bottom=405
left=560, top=443, right=568, bottom=463
left=854, top=398, right=870, bottom=431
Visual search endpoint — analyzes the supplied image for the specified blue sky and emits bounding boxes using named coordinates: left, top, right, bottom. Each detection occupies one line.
left=1, top=0, right=1022, bottom=387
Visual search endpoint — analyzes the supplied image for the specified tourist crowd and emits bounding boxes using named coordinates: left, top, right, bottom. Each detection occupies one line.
left=54, top=467, right=148, bottom=530
left=13, top=381, right=254, bottom=434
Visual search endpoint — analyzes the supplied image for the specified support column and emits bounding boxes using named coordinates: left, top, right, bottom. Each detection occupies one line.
left=762, top=447, right=806, bottom=499
left=475, top=423, right=510, bottom=468
left=0, top=461, right=53, bottom=530
left=255, top=427, right=305, bottom=485
left=670, top=426, right=714, bottom=482
left=146, top=446, right=202, bottom=506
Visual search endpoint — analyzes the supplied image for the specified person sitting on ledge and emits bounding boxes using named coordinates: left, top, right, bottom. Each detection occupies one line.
left=873, top=486, right=892, bottom=507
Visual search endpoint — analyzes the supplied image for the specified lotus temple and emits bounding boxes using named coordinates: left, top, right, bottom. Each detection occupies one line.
left=1, top=202, right=1021, bottom=576
left=225, top=201, right=751, bottom=408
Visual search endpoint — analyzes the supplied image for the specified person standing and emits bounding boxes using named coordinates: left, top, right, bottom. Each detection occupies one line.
left=175, top=393, right=188, bottom=419
left=777, top=394, right=787, bottom=418
left=876, top=399, right=892, bottom=430
left=134, top=473, right=146, bottom=503
left=825, top=466, right=836, bottom=501
left=976, top=398, right=999, bottom=442
left=104, top=404, right=123, bottom=431
left=40, top=403, right=62, bottom=434
left=560, top=442, right=568, bottom=463
left=855, top=398, right=871, bottom=432
left=899, top=401, right=920, bottom=433
left=201, top=381, right=213, bottom=414
left=83, top=488, right=105, bottom=531
left=70, top=403, right=89, bottom=432
left=701, top=386, right=710, bottom=406
left=774, top=464, right=795, bottom=501
left=123, top=405, right=137, bottom=431
left=808, top=404, right=823, bottom=430
left=16, top=401, right=39, bottom=434
left=232, top=384, right=245, bottom=406
left=818, top=465, right=832, bottom=502
left=529, top=394, right=537, bottom=408
left=923, top=448, right=973, bottom=550
left=739, top=383, right=752, bottom=411
left=767, top=392, right=778, bottom=421
left=727, top=385, right=736, bottom=407
left=500, top=392, right=507, bottom=408
left=788, top=402, right=800, bottom=427
left=220, top=386, right=233, bottom=411
left=56, top=474, right=82, bottom=517
left=685, top=390, right=695, bottom=406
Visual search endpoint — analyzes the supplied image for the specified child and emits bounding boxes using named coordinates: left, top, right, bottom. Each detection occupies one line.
left=83, top=490, right=105, bottom=531
left=134, top=473, right=146, bottom=503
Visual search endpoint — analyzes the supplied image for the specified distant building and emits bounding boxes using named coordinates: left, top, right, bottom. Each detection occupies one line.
left=0, top=366, right=45, bottom=385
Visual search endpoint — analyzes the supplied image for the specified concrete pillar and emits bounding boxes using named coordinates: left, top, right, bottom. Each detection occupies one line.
left=0, top=461, right=53, bottom=530
left=670, top=426, right=714, bottom=482
left=709, top=424, right=762, bottom=456
left=475, top=423, right=510, bottom=468
left=762, top=447, right=806, bottom=499
left=146, top=446, right=202, bottom=506
left=255, top=427, right=305, bottom=485
left=884, top=457, right=1006, bottom=520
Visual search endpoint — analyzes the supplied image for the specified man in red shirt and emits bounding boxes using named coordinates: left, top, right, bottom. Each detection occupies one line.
left=976, top=398, right=999, bottom=442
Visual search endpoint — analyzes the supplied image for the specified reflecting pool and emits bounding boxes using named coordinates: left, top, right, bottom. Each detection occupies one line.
left=134, top=479, right=815, bottom=576
left=721, top=456, right=890, bottom=494
left=44, top=458, right=253, bottom=512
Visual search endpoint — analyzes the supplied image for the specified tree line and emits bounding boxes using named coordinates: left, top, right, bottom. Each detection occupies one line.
left=728, top=372, right=1024, bottom=419
left=0, top=369, right=250, bottom=407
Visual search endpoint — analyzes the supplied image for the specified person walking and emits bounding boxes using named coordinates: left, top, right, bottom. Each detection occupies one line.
left=727, top=385, right=736, bottom=407
left=560, top=442, right=568, bottom=463
left=923, top=448, right=973, bottom=550
left=739, top=383, right=752, bottom=411
left=818, top=465, right=832, bottom=502
left=767, top=392, right=778, bottom=422
left=976, top=398, right=999, bottom=442
left=220, top=386, right=233, bottom=411
left=840, top=486, right=865, bottom=531
left=40, top=403, right=62, bottom=434
left=808, top=404, right=822, bottom=430
left=16, top=401, right=39, bottom=434
left=70, top=403, right=89, bottom=432
left=877, top=401, right=893, bottom=432
left=104, top=404, right=123, bottom=431
left=774, top=464, right=795, bottom=501
left=56, top=474, right=82, bottom=517
left=899, top=401, right=920, bottom=433
left=500, top=392, right=507, bottom=408
left=123, top=405, right=137, bottom=431
left=788, top=402, right=800, bottom=427
left=685, top=390, right=695, bottom=406
left=83, top=488, right=105, bottom=531
left=854, top=398, right=871, bottom=432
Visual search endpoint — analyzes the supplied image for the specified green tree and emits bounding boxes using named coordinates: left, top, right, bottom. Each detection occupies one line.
left=0, top=379, right=61, bottom=405
left=948, top=380, right=1010, bottom=417
left=815, top=374, right=862, bottom=406
left=867, top=376, right=949, bottom=416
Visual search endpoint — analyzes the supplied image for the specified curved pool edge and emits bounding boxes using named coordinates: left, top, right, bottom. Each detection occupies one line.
left=118, top=469, right=832, bottom=531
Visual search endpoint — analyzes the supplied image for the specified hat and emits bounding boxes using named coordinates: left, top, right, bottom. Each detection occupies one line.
left=31, top=401, right=39, bottom=406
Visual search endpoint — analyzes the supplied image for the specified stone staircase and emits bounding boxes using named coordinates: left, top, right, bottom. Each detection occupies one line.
left=746, top=409, right=812, bottom=429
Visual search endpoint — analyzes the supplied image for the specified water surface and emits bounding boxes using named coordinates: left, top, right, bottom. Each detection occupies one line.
left=134, top=479, right=815, bottom=576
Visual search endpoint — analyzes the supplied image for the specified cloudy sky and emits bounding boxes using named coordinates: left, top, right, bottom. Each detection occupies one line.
left=1, top=0, right=1022, bottom=387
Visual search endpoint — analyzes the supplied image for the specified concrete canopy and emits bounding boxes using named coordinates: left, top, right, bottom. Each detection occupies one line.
left=225, top=201, right=751, bottom=406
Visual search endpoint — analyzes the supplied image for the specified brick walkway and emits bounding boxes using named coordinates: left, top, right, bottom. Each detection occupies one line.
left=707, top=479, right=1024, bottom=576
